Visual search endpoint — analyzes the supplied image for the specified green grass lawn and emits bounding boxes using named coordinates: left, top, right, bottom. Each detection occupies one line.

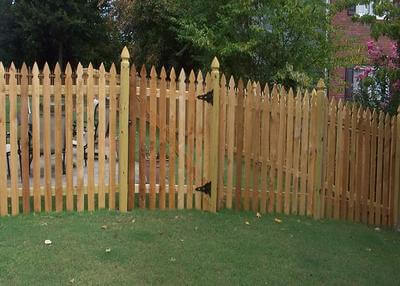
left=0, top=210, right=399, bottom=285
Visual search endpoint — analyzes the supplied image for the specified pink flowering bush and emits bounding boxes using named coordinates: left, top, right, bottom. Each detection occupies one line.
left=353, top=40, right=400, bottom=114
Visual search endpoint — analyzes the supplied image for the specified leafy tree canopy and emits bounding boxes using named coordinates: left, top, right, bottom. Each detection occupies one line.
left=117, top=0, right=336, bottom=88
left=0, top=0, right=121, bottom=68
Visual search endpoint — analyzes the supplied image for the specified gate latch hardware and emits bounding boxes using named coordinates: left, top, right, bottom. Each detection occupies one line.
left=197, top=90, right=213, bottom=105
left=195, top=182, right=211, bottom=196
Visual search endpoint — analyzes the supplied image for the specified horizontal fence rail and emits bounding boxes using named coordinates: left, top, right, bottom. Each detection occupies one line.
left=0, top=48, right=399, bottom=229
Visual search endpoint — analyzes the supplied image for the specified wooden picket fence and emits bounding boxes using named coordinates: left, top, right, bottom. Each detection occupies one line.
left=0, top=47, right=399, bottom=228
left=221, top=79, right=400, bottom=228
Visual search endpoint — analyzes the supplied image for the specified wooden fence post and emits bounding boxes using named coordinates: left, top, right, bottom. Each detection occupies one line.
left=119, top=47, right=130, bottom=212
left=210, top=57, right=220, bottom=212
left=314, top=79, right=327, bottom=219
left=394, top=107, right=400, bottom=229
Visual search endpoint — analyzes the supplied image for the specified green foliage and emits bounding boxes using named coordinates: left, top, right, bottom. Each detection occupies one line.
left=0, top=0, right=121, bottom=68
left=118, top=0, right=335, bottom=89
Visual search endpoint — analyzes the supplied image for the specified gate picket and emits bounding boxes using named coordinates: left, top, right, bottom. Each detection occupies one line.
left=109, top=64, right=117, bottom=210
left=149, top=67, right=157, bottom=210
left=158, top=67, right=167, bottom=209
left=168, top=68, right=177, bottom=209
left=178, top=69, right=186, bottom=210
left=187, top=70, right=196, bottom=209
left=195, top=72, right=204, bottom=210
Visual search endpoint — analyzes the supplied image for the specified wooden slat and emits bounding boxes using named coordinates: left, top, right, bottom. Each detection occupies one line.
left=326, top=99, right=337, bottom=219
left=158, top=67, right=167, bottom=210
left=43, top=63, right=52, bottom=211
left=395, top=109, right=400, bottom=227
left=375, top=112, right=384, bottom=225
left=235, top=79, right=245, bottom=210
left=284, top=89, right=294, bottom=215
left=31, top=63, right=40, bottom=213
left=269, top=86, right=279, bottom=213
left=203, top=73, right=211, bottom=211
left=292, top=91, right=302, bottom=215
left=341, top=105, right=350, bottom=220
left=20, top=63, right=30, bottom=214
left=98, top=64, right=106, bottom=209
left=369, top=111, right=378, bottom=224
left=54, top=63, right=63, bottom=212
left=178, top=69, right=186, bottom=210
left=87, top=64, right=95, bottom=211
left=128, top=64, right=137, bottom=210
left=251, top=83, right=261, bottom=212
left=168, top=68, right=176, bottom=209
left=226, top=77, right=236, bottom=209
left=320, top=94, right=329, bottom=219
left=320, top=95, right=329, bottom=219
left=109, top=64, right=117, bottom=210
left=260, top=84, right=270, bottom=214
left=348, top=106, right=357, bottom=221
left=149, top=67, right=157, bottom=210
left=217, top=74, right=226, bottom=210
left=355, top=108, right=363, bottom=222
left=276, top=88, right=287, bottom=214
left=382, top=114, right=391, bottom=226
left=361, top=110, right=371, bottom=224
left=76, top=64, right=84, bottom=212
left=195, top=71, right=204, bottom=210
left=389, top=116, right=396, bottom=226
left=334, top=100, right=344, bottom=219
left=187, top=70, right=196, bottom=209
left=243, top=81, right=253, bottom=211
left=307, top=91, right=317, bottom=216
left=65, top=63, right=74, bottom=211
left=0, top=62, right=7, bottom=215
left=299, top=92, right=310, bottom=216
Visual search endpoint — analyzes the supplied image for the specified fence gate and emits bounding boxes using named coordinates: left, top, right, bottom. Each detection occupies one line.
left=126, top=55, right=220, bottom=212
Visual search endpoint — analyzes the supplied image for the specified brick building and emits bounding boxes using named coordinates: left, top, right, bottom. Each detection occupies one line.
left=330, top=1, right=394, bottom=98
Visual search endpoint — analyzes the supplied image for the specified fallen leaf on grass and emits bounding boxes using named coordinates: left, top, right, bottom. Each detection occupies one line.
left=245, top=221, right=250, bottom=225
left=374, top=227, right=380, bottom=231
left=101, top=225, right=107, bottom=230
left=256, top=212, right=261, bottom=218
left=274, top=218, right=282, bottom=223
left=366, top=248, right=372, bottom=252
left=131, top=219, right=136, bottom=223
left=170, top=257, right=176, bottom=262
left=105, top=248, right=111, bottom=253
left=69, top=278, right=75, bottom=284
left=44, top=240, right=52, bottom=245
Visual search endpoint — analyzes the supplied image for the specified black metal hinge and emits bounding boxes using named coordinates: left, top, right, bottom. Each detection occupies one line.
left=195, top=182, right=211, bottom=196
left=197, top=90, right=213, bottom=105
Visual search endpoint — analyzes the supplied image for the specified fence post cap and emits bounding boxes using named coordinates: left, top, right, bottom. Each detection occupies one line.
left=121, top=46, right=130, bottom=60
left=211, top=57, right=220, bottom=70
left=317, top=79, right=326, bottom=90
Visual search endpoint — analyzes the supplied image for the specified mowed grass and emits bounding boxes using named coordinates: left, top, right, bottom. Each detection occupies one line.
left=0, top=210, right=399, bottom=285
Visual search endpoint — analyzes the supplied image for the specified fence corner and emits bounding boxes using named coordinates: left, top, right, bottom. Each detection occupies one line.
left=119, top=46, right=130, bottom=212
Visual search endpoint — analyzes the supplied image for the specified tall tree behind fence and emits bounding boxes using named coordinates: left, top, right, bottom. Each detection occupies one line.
left=0, top=48, right=399, bottom=229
